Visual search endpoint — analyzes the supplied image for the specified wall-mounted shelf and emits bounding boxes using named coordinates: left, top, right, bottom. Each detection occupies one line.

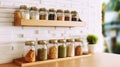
left=14, top=11, right=84, bottom=27
left=14, top=54, right=91, bottom=67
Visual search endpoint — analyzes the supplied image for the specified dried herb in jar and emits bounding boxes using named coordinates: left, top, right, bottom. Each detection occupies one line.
left=48, top=9, right=55, bottom=20
left=75, top=45, right=82, bottom=56
left=39, top=8, right=47, bottom=20
left=37, top=48, right=47, bottom=61
left=58, top=45, right=66, bottom=58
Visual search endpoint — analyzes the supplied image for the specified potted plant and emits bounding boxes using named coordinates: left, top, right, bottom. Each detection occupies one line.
left=87, top=34, right=98, bottom=53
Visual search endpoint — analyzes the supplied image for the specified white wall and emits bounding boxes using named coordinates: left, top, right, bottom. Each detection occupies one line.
left=0, top=0, right=103, bottom=64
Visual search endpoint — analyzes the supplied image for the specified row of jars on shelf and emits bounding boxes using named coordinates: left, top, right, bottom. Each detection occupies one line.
left=24, top=38, right=88, bottom=62
left=19, top=5, right=82, bottom=21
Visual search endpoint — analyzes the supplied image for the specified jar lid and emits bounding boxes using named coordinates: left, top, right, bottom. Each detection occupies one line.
left=20, top=5, right=27, bottom=10
left=57, top=9, right=63, bottom=13
left=75, top=38, right=81, bottom=42
left=58, top=39, right=66, bottom=43
left=30, top=6, right=38, bottom=11
left=49, top=40, right=57, bottom=44
left=71, top=11, right=77, bottom=14
left=39, top=8, right=46, bottom=11
left=25, top=41, right=35, bottom=46
left=49, top=8, right=55, bottom=12
left=64, top=10, right=70, bottom=13
left=66, top=39, right=74, bottom=42
left=38, top=40, right=46, bottom=45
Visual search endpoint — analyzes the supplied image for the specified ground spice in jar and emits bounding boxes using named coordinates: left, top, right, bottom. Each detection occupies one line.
left=57, top=9, right=63, bottom=21
left=71, top=11, right=77, bottom=21
left=75, top=45, right=82, bottom=56
left=48, top=9, right=55, bottom=20
left=39, top=8, right=47, bottom=20
left=48, top=46, right=57, bottom=59
left=58, top=45, right=66, bottom=58
left=64, top=10, right=70, bottom=21
left=37, top=48, right=47, bottom=61
left=67, top=44, right=74, bottom=57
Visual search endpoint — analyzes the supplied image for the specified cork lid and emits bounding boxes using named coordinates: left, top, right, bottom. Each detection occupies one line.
left=64, top=10, right=70, bottom=13
left=30, top=6, right=38, bottom=11
left=71, top=11, right=77, bottom=14
left=49, top=40, right=57, bottom=44
left=75, top=38, right=81, bottom=42
left=57, top=9, right=63, bottom=13
left=20, top=5, right=27, bottom=10
left=25, top=41, right=35, bottom=46
left=39, top=8, right=46, bottom=11
left=38, top=40, right=47, bottom=45
left=66, top=39, right=74, bottom=42
left=49, top=8, right=55, bottom=12
left=58, top=39, right=66, bottom=43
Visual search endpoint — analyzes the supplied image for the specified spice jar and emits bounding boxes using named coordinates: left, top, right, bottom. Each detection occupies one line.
left=37, top=40, right=47, bottom=61
left=74, top=38, right=83, bottom=56
left=20, top=5, right=30, bottom=19
left=58, top=39, right=66, bottom=58
left=30, top=7, right=39, bottom=20
left=56, top=9, right=63, bottom=21
left=66, top=39, right=75, bottom=57
left=39, top=8, right=47, bottom=20
left=48, top=8, right=56, bottom=20
left=48, top=40, right=58, bottom=59
left=64, top=10, right=70, bottom=21
left=71, top=11, right=78, bottom=21
left=24, top=41, right=36, bottom=62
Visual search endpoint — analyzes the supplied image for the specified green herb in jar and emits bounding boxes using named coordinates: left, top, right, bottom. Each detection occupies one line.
left=37, top=48, right=47, bottom=61
left=58, top=45, right=66, bottom=58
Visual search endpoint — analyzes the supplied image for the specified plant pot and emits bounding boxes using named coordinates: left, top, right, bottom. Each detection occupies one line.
left=88, top=44, right=96, bottom=54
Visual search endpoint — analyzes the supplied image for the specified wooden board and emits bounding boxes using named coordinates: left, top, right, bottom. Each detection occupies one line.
left=14, top=54, right=91, bottom=67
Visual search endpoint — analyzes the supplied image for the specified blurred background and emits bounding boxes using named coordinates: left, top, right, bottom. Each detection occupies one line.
left=102, top=0, right=120, bottom=54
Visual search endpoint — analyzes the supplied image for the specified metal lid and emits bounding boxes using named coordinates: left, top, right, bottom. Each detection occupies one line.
left=58, top=39, right=66, bottom=43
left=38, top=40, right=46, bottom=45
left=49, top=40, right=57, bottom=44
left=39, top=8, right=46, bottom=11
left=64, top=10, right=70, bottom=13
left=66, top=39, right=74, bottom=42
left=30, top=6, right=38, bottom=11
left=75, top=38, right=81, bottom=42
left=25, top=41, right=35, bottom=46
left=57, top=9, right=63, bottom=13
left=20, top=5, right=27, bottom=10
left=49, top=8, right=55, bottom=12
left=71, top=11, right=77, bottom=14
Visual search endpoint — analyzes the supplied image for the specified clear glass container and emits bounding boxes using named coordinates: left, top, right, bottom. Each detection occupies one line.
left=64, top=10, right=71, bottom=21
left=66, top=39, right=75, bottom=57
left=71, top=11, right=78, bottom=21
left=56, top=9, right=63, bottom=21
left=48, top=8, right=56, bottom=20
left=20, top=5, right=30, bottom=20
left=74, top=38, right=83, bottom=56
left=58, top=39, right=66, bottom=58
left=39, top=8, right=47, bottom=20
left=24, top=41, right=36, bottom=62
left=48, top=40, right=58, bottom=59
left=30, top=7, right=39, bottom=20
left=37, top=40, right=47, bottom=61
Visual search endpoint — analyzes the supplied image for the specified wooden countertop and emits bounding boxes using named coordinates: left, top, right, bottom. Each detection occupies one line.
left=0, top=53, right=120, bottom=67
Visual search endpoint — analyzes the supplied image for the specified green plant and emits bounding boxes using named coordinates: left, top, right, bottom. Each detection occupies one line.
left=87, top=34, right=98, bottom=44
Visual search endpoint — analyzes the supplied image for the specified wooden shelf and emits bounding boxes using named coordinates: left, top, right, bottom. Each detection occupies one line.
left=14, top=11, right=84, bottom=27
left=14, top=54, right=91, bottom=67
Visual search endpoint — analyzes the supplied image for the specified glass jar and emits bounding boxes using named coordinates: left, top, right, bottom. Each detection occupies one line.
left=48, top=40, right=58, bottom=59
left=56, top=9, right=63, bottom=21
left=20, top=5, right=30, bottom=19
left=30, top=7, right=39, bottom=20
left=39, top=8, right=47, bottom=20
left=71, top=11, right=78, bottom=21
left=64, top=10, right=70, bottom=21
left=74, top=38, right=83, bottom=56
left=66, top=39, right=75, bottom=57
left=58, top=39, right=66, bottom=58
left=37, top=40, right=47, bottom=61
left=24, top=41, right=36, bottom=62
left=48, top=8, right=56, bottom=20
